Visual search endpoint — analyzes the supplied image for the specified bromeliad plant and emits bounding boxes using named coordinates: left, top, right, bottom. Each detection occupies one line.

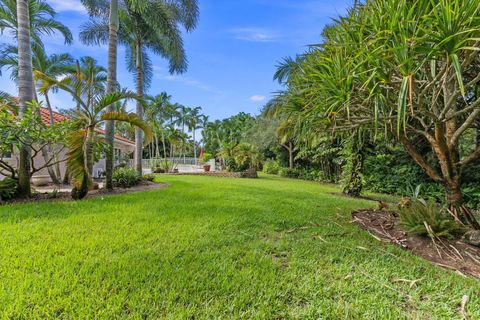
left=35, top=70, right=152, bottom=200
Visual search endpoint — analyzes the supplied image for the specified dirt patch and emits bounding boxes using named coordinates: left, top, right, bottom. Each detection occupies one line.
left=1, top=181, right=169, bottom=205
left=352, top=209, right=480, bottom=278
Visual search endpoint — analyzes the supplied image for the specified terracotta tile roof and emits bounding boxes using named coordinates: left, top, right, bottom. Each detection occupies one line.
left=39, top=108, right=135, bottom=146
left=39, top=107, right=69, bottom=124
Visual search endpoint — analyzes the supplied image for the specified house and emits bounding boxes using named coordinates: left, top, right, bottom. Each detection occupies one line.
left=0, top=107, right=136, bottom=182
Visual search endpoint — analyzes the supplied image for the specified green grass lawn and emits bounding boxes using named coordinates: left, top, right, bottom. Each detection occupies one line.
left=0, top=175, right=478, bottom=319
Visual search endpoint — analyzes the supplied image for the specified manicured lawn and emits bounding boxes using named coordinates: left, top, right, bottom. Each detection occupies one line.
left=0, top=175, right=478, bottom=318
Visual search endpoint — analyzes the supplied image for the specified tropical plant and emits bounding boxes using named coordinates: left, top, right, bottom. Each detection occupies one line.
left=80, top=0, right=199, bottom=175
left=35, top=69, right=152, bottom=199
left=200, top=152, right=212, bottom=164
left=0, top=102, right=72, bottom=180
left=113, top=166, right=141, bottom=188
left=399, top=200, right=467, bottom=239
left=0, top=0, right=73, bottom=50
left=0, top=177, right=17, bottom=200
left=0, top=45, right=74, bottom=183
left=278, top=0, right=480, bottom=229
left=80, top=0, right=123, bottom=190
left=263, top=159, right=281, bottom=175
left=142, top=173, right=156, bottom=182
left=186, top=106, right=204, bottom=163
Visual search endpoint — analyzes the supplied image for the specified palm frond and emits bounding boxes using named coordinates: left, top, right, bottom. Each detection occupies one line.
left=102, top=111, right=153, bottom=145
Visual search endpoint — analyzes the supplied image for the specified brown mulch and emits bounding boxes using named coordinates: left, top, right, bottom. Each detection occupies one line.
left=1, top=181, right=169, bottom=205
left=352, top=209, right=480, bottom=278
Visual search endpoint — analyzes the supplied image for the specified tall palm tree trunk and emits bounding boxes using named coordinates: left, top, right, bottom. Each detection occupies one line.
left=85, top=127, right=95, bottom=181
left=134, top=42, right=144, bottom=175
left=105, top=0, right=119, bottom=190
left=193, top=129, right=197, bottom=165
left=16, top=0, right=34, bottom=196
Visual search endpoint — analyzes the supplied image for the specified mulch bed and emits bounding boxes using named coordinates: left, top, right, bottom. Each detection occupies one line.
left=1, top=181, right=169, bottom=205
left=352, top=209, right=480, bottom=278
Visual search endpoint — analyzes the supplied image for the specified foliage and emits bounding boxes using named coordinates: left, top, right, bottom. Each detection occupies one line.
left=200, top=152, right=212, bottom=164
left=274, top=0, right=480, bottom=228
left=225, top=143, right=262, bottom=172
left=113, top=167, right=141, bottom=188
left=142, top=173, right=156, bottom=182
left=399, top=200, right=467, bottom=239
left=203, top=112, right=255, bottom=156
left=0, top=103, right=71, bottom=179
left=0, top=177, right=17, bottom=200
left=262, top=159, right=281, bottom=175
left=278, top=167, right=325, bottom=182
left=35, top=63, right=152, bottom=199
left=151, top=158, right=174, bottom=173
left=0, top=0, right=73, bottom=51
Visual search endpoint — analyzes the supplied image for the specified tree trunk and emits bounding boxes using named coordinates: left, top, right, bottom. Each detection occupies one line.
left=85, top=127, right=95, bottom=184
left=134, top=41, right=144, bottom=176
left=342, top=135, right=364, bottom=197
left=193, top=129, right=197, bottom=164
left=16, top=0, right=34, bottom=196
left=288, top=142, right=294, bottom=169
left=445, top=179, right=480, bottom=229
left=63, top=166, right=70, bottom=184
left=105, top=0, right=119, bottom=190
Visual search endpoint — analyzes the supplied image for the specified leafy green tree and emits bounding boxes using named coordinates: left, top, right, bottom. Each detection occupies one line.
left=0, top=101, right=71, bottom=181
left=283, top=0, right=480, bottom=228
left=0, top=45, right=74, bottom=183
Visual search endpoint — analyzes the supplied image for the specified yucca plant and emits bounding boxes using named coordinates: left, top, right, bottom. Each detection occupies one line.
left=35, top=68, right=152, bottom=200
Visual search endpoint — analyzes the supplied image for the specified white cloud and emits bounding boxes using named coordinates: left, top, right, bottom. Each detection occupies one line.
left=228, top=28, right=277, bottom=42
left=249, top=95, right=266, bottom=102
left=49, top=0, right=86, bottom=13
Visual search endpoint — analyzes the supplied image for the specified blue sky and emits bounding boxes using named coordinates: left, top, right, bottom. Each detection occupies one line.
left=0, top=0, right=351, bottom=120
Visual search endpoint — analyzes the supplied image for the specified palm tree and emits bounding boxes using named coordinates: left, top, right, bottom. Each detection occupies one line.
left=175, top=104, right=189, bottom=162
left=15, top=0, right=35, bottom=196
left=81, top=0, right=124, bottom=190
left=80, top=0, right=199, bottom=175
left=186, top=106, right=204, bottom=164
left=0, top=0, right=73, bottom=50
left=35, top=71, right=152, bottom=199
left=62, top=56, right=108, bottom=111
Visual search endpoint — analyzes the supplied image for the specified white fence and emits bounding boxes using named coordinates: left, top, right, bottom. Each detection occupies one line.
left=142, top=157, right=199, bottom=168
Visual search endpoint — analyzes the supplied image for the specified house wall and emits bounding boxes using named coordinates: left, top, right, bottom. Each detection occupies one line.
left=0, top=140, right=135, bottom=182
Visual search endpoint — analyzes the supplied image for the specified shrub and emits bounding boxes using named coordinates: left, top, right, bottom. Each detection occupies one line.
left=113, top=167, right=141, bottom=188
left=143, top=174, right=156, bottom=182
left=278, top=167, right=326, bottom=182
left=399, top=200, right=467, bottom=239
left=152, top=159, right=174, bottom=173
left=263, top=160, right=280, bottom=174
left=201, top=153, right=213, bottom=164
left=279, top=168, right=296, bottom=178
left=0, top=177, right=17, bottom=200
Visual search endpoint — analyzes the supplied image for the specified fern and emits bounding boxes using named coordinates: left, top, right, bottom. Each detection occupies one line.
left=399, top=200, right=466, bottom=239
left=0, top=177, right=18, bottom=200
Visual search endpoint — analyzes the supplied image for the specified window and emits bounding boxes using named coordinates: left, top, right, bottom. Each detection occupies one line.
left=1, top=150, right=12, bottom=160
left=114, top=148, right=122, bottom=160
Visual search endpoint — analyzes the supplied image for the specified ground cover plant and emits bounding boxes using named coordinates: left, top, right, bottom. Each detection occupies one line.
left=0, top=175, right=479, bottom=318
